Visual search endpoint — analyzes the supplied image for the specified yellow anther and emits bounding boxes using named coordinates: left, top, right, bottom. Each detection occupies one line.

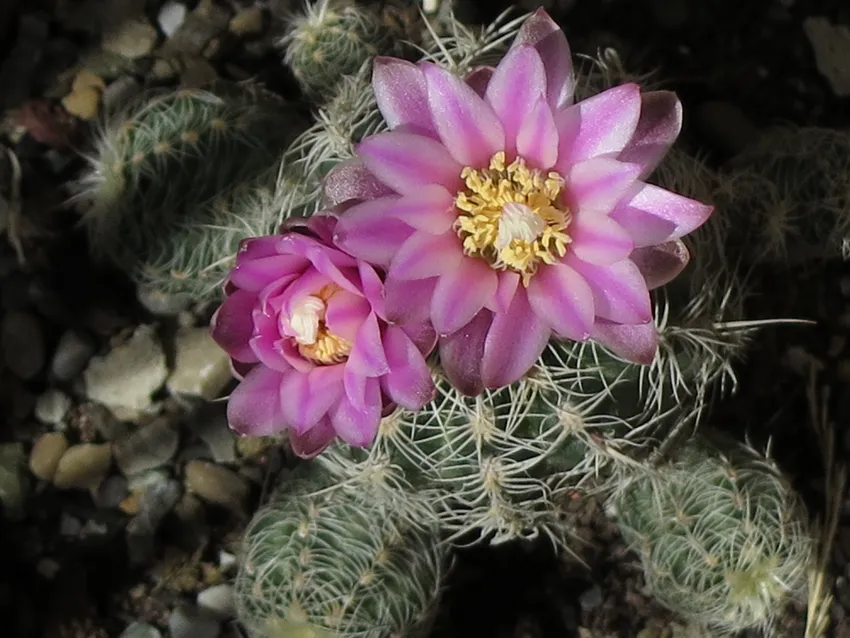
left=286, top=284, right=352, bottom=365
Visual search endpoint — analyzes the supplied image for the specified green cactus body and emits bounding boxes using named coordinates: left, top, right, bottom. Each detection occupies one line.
left=611, top=438, right=812, bottom=632
left=282, top=0, right=393, bottom=102
left=235, top=468, right=446, bottom=638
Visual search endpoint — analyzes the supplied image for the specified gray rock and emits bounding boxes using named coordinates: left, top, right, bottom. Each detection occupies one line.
left=168, top=604, right=221, bottom=638
left=126, top=477, right=182, bottom=565
left=184, top=460, right=249, bottom=513
left=34, top=389, right=72, bottom=425
left=158, top=1, right=188, bottom=37
left=196, top=584, right=235, bottom=619
left=159, top=0, right=230, bottom=57
left=2, top=311, right=45, bottom=380
left=102, top=18, right=159, bottom=59
left=187, top=402, right=235, bottom=463
left=120, top=622, right=163, bottom=638
left=114, top=417, right=180, bottom=476
left=101, top=75, right=142, bottom=111
left=50, top=329, right=96, bottom=381
left=78, top=402, right=131, bottom=441
left=167, top=327, right=231, bottom=400
left=94, top=474, right=129, bottom=509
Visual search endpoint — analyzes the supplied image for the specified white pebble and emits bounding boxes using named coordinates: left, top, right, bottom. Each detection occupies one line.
left=34, top=388, right=72, bottom=425
left=158, top=1, right=188, bottom=38
left=196, top=584, right=236, bottom=619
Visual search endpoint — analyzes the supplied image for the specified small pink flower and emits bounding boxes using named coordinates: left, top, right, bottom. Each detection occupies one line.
left=210, top=216, right=436, bottom=458
left=328, top=9, right=713, bottom=395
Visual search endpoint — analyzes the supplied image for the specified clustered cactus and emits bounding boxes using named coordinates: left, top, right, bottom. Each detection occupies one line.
left=73, top=4, right=825, bottom=636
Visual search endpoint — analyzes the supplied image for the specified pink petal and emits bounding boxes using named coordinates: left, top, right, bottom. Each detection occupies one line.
left=568, top=213, right=634, bottom=265
left=555, top=83, right=642, bottom=168
left=390, top=231, right=463, bottom=280
left=618, top=91, right=683, bottom=178
left=235, top=236, right=279, bottom=268
left=566, top=158, right=642, bottom=214
left=372, top=56, right=437, bottom=136
left=516, top=97, right=558, bottom=169
left=288, top=417, right=336, bottom=459
left=384, top=185, right=456, bottom=234
left=356, top=261, right=385, bottom=314
left=323, top=158, right=394, bottom=207
left=512, top=8, right=574, bottom=109
left=481, top=288, right=551, bottom=388
left=227, top=365, right=284, bottom=436
left=439, top=310, right=493, bottom=396
left=228, top=255, right=307, bottom=292
left=347, top=312, right=390, bottom=377
left=211, top=289, right=259, bottom=363
left=385, top=276, right=437, bottom=324
left=279, top=366, right=345, bottom=434
left=325, top=290, right=371, bottom=341
left=609, top=183, right=714, bottom=247
left=484, top=271, right=520, bottom=314
left=399, top=320, right=438, bottom=356
left=591, top=320, right=658, bottom=364
left=526, top=261, right=594, bottom=340
left=333, top=375, right=382, bottom=447
left=334, top=197, right=415, bottom=267
left=357, top=131, right=463, bottom=195
left=568, top=257, right=652, bottom=325
left=485, top=45, right=546, bottom=154
left=431, top=258, right=499, bottom=335
left=422, top=62, right=505, bottom=167
left=380, top=325, right=436, bottom=409
left=630, top=240, right=691, bottom=290
left=465, top=66, right=494, bottom=97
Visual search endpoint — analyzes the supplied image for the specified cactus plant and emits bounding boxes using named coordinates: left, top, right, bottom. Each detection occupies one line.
left=235, top=466, right=447, bottom=638
left=610, top=436, right=813, bottom=633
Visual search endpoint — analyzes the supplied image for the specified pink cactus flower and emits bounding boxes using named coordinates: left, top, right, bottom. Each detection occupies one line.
left=210, top=215, right=436, bottom=458
left=327, top=9, right=713, bottom=395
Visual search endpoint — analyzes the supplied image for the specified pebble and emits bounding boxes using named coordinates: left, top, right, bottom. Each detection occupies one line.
left=149, top=58, right=179, bottom=81
left=120, top=622, right=163, bottom=638
left=94, top=474, right=130, bottom=509
left=34, top=389, right=72, bottom=425
left=167, top=327, right=232, bottom=400
left=127, top=478, right=181, bottom=551
left=83, top=324, right=168, bottom=418
left=51, top=329, right=96, bottom=381
left=101, top=76, right=142, bottom=112
left=173, top=493, right=209, bottom=547
left=29, top=432, right=69, bottom=481
left=178, top=55, right=219, bottom=89
left=52, top=443, right=113, bottom=490
left=2, top=311, right=45, bottom=380
left=196, top=584, right=236, bottom=619
left=0, top=443, right=26, bottom=521
left=184, top=460, right=249, bottom=513
left=158, top=1, right=188, bottom=38
left=228, top=7, right=263, bottom=37
left=159, top=0, right=230, bottom=57
left=188, top=403, right=235, bottom=463
left=804, top=17, right=850, bottom=97
left=102, top=19, right=159, bottom=60
left=60, top=513, right=82, bottom=536
left=62, top=86, right=101, bottom=120
left=114, top=417, right=180, bottom=476
left=169, top=604, right=221, bottom=638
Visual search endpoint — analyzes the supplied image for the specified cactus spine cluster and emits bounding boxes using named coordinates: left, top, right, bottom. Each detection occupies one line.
left=610, top=437, right=812, bottom=632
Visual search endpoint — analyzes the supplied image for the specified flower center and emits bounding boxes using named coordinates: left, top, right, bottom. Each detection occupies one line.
left=284, top=285, right=352, bottom=365
left=454, top=151, right=573, bottom=285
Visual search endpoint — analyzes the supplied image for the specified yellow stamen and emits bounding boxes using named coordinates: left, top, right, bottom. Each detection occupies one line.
left=286, top=284, right=352, bottom=365
left=454, top=151, right=573, bottom=285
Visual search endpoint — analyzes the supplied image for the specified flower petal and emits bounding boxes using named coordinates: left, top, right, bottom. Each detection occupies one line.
left=566, top=157, right=643, bottom=214
left=512, top=8, right=574, bottom=109
left=332, top=376, right=382, bottom=447
left=288, top=416, right=336, bottom=459
left=372, top=56, right=437, bottom=136
left=347, top=312, right=390, bottom=377
left=381, top=325, right=435, bottom=409
left=385, top=276, right=437, bottom=324
left=227, top=365, right=284, bottom=436
left=568, top=213, right=634, bottom=265
left=482, top=288, right=551, bottom=388
left=422, top=62, right=505, bottom=167
left=279, top=366, right=345, bottom=434
left=400, top=319, right=438, bottom=356
left=357, top=131, right=463, bottom=195
left=465, top=66, right=494, bottom=97
left=439, top=310, right=493, bottom=396
left=516, top=97, right=558, bottom=169
left=211, top=289, right=259, bottom=363
left=485, top=45, right=546, bottom=153
left=630, top=240, right=691, bottom=290
left=591, top=320, right=658, bottom=364
left=235, top=236, right=279, bottom=267
left=333, top=197, right=415, bottom=267
left=555, top=83, right=642, bottom=168
left=608, top=182, right=714, bottom=247
left=229, top=256, right=306, bottom=293
left=484, top=270, right=520, bottom=314
left=390, top=231, right=463, bottom=280
left=618, top=90, right=682, bottom=178
left=325, top=290, right=371, bottom=341
left=431, top=257, right=499, bottom=335
left=323, top=158, right=395, bottom=207
left=569, top=256, right=652, bottom=324
left=527, top=261, right=594, bottom=340
left=384, top=185, right=456, bottom=234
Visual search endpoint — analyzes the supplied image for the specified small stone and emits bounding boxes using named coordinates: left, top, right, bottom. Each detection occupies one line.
left=62, top=86, right=101, bottom=120
left=29, top=432, right=69, bottom=481
left=2, top=311, right=45, bottom=380
left=158, top=1, right=188, bottom=37
left=34, top=389, right=72, bottom=425
left=578, top=584, right=603, bottom=611
left=51, top=329, right=96, bottom=381
left=94, top=474, right=130, bottom=508
left=127, top=478, right=182, bottom=565
left=101, top=76, right=142, bottom=111
left=184, top=460, right=249, bottom=512
left=75, top=401, right=130, bottom=441
left=83, top=324, right=168, bottom=417
left=228, top=7, right=263, bottom=36
left=71, top=68, right=106, bottom=94
left=178, top=55, right=218, bottom=89
left=160, top=0, right=230, bottom=57
left=167, top=327, right=232, bottom=400
left=52, top=443, right=113, bottom=490
left=36, top=557, right=61, bottom=579
left=169, top=604, right=221, bottom=638
left=102, top=19, right=159, bottom=60
left=804, top=17, right=850, bottom=97
left=197, top=584, right=235, bottom=619
left=150, top=57, right=178, bottom=81
left=114, top=417, right=180, bottom=476
left=60, top=512, right=82, bottom=536
left=137, top=285, right=191, bottom=315
left=0, top=443, right=26, bottom=521
left=218, top=551, right=236, bottom=572
left=187, top=403, right=235, bottom=463
left=120, top=622, right=163, bottom=638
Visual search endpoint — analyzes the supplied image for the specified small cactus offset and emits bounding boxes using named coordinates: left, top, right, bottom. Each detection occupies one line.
left=235, top=466, right=447, bottom=638
left=281, top=0, right=395, bottom=102
left=610, top=436, right=813, bottom=633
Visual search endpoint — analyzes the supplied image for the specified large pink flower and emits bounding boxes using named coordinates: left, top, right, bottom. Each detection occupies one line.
left=210, top=216, right=436, bottom=458
left=328, top=9, right=712, bottom=395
